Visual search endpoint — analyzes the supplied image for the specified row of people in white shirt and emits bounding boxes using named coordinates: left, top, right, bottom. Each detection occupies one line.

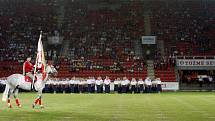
left=46, top=77, right=162, bottom=86
left=44, top=76, right=162, bottom=93
left=0, top=77, right=162, bottom=93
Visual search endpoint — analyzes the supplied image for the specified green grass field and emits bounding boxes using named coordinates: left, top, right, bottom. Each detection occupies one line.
left=0, top=92, right=215, bottom=121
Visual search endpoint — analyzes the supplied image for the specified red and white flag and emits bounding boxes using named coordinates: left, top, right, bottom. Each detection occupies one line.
left=32, top=31, right=46, bottom=84
left=36, top=31, right=46, bottom=71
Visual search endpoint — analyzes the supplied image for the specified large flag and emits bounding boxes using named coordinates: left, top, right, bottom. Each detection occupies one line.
left=36, top=31, right=46, bottom=72
left=32, top=31, right=46, bottom=85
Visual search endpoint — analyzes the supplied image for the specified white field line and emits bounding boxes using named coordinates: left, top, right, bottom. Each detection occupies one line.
left=63, top=116, right=73, bottom=119
left=145, top=96, right=169, bottom=121
left=111, top=95, right=122, bottom=121
left=0, top=115, right=10, bottom=118
left=170, top=96, right=213, bottom=119
left=195, top=97, right=215, bottom=119
left=208, top=117, right=215, bottom=119
left=196, top=96, right=215, bottom=105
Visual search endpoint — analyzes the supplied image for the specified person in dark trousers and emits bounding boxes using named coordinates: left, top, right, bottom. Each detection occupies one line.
left=145, top=77, right=152, bottom=93
left=151, top=78, right=157, bottom=93
left=130, top=78, right=137, bottom=93
left=114, top=78, right=120, bottom=93
left=156, top=78, right=162, bottom=93
left=118, top=78, right=122, bottom=93
left=96, top=76, right=103, bottom=93
left=104, top=76, right=111, bottom=93
left=87, top=77, right=92, bottom=93
left=199, top=76, right=203, bottom=88
left=78, top=78, right=84, bottom=93
left=137, top=78, right=144, bottom=93
left=70, top=77, right=75, bottom=93
left=74, top=79, right=80, bottom=93
left=125, top=77, right=130, bottom=93
left=91, top=77, right=96, bottom=93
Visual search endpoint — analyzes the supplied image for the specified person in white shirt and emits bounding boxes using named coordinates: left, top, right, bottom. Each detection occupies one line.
left=87, top=77, right=92, bottom=93
left=82, top=78, right=87, bottom=93
left=63, top=78, right=69, bottom=93
left=137, top=78, right=144, bottom=93
left=151, top=78, right=157, bottom=93
left=58, top=79, right=64, bottom=93
left=54, top=79, right=59, bottom=93
left=61, top=78, right=67, bottom=93
left=52, top=78, right=58, bottom=94
left=44, top=79, right=51, bottom=93
left=78, top=78, right=84, bottom=93
left=156, top=78, right=162, bottom=93
left=118, top=79, right=122, bottom=93
left=114, top=78, right=120, bottom=93
left=208, top=76, right=213, bottom=87
left=130, top=78, right=137, bottom=93
left=48, top=78, right=54, bottom=93
left=70, top=77, right=75, bottom=93
left=144, top=77, right=152, bottom=93
left=121, top=77, right=128, bottom=93
left=198, top=76, right=203, bottom=88
left=104, top=76, right=111, bottom=93
left=65, top=78, right=71, bottom=93
left=91, top=77, right=96, bottom=93
left=125, top=77, right=130, bottom=93
left=74, top=78, right=80, bottom=93
left=96, top=76, right=103, bottom=93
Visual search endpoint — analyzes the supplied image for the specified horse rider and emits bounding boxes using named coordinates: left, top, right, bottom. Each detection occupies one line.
left=23, top=57, right=34, bottom=80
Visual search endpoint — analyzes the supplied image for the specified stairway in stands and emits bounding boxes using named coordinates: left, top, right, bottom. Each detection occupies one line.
left=56, top=0, right=65, bottom=29
left=134, top=40, right=143, bottom=59
left=143, top=11, right=151, bottom=36
left=143, top=8, right=155, bottom=79
left=56, top=0, right=69, bottom=57
left=146, top=60, right=155, bottom=79
left=157, top=39, right=165, bottom=56
left=60, top=39, right=70, bottom=57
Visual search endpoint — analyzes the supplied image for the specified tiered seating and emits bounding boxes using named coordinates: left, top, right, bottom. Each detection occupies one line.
left=150, top=1, right=215, bottom=56
left=55, top=1, right=147, bottom=79
left=0, top=61, right=22, bottom=77
left=176, top=42, right=191, bottom=55
left=0, top=0, right=58, bottom=77
left=0, top=0, right=57, bottom=61
left=57, top=59, right=147, bottom=80
left=155, top=68, right=176, bottom=82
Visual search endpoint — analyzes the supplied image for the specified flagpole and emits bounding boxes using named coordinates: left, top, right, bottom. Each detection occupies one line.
left=32, top=31, right=43, bottom=90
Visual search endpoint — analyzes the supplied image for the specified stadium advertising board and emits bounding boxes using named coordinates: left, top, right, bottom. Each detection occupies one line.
left=48, top=36, right=64, bottom=44
left=177, top=59, right=215, bottom=67
left=141, top=36, right=156, bottom=44
left=161, top=82, right=179, bottom=91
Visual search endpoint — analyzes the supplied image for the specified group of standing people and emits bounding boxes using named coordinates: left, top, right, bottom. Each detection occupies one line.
left=43, top=76, right=162, bottom=94
left=113, top=77, right=162, bottom=93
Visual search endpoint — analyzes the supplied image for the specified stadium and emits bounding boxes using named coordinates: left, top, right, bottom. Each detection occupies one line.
left=0, top=0, right=215, bottom=121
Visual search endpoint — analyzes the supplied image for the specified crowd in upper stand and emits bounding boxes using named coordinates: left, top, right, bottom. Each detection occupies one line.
left=150, top=1, right=215, bottom=56
left=0, top=0, right=58, bottom=62
left=62, top=1, right=144, bottom=61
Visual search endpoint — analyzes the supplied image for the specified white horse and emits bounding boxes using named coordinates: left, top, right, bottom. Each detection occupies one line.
left=2, top=65, right=57, bottom=108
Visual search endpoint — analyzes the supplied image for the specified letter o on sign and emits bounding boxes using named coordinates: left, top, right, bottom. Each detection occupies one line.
left=179, top=61, right=184, bottom=66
